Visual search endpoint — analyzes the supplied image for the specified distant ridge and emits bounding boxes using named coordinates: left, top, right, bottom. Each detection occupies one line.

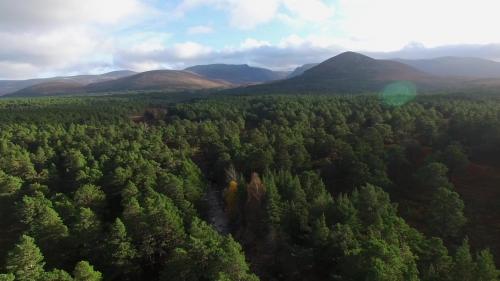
left=10, top=81, right=86, bottom=97
left=0, top=70, right=136, bottom=96
left=85, top=70, right=231, bottom=93
left=185, top=64, right=289, bottom=84
left=396, top=57, right=500, bottom=78
left=230, top=52, right=446, bottom=94
left=287, top=63, right=319, bottom=78
left=8, top=52, right=500, bottom=97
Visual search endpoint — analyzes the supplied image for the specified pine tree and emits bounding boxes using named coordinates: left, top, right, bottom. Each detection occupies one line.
left=0, top=274, right=14, bottom=281
left=73, top=261, right=102, bottom=281
left=73, top=207, right=101, bottom=256
left=104, top=218, right=137, bottom=279
left=476, top=249, right=499, bottom=281
left=5, top=235, right=45, bottom=281
left=74, top=184, right=106, bottom=211
left=0, top=170, right=23, bottom=195
left=311, top=214, right=330, bottom=246
left=20, top=192, right=69, bottom=252
left=427, top=187, right=466, bottom=238
left=263, top=174, right=282, bottom=229
left=40, top=269, right=73, bottom=281
left=453, top=238, right=475, bottom=281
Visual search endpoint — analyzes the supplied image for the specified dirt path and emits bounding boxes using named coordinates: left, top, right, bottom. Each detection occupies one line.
left=203, top=186, right=230, bottom=235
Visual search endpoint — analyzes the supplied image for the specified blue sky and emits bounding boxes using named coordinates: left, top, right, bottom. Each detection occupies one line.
left=1, top=0, right=500, bottom=79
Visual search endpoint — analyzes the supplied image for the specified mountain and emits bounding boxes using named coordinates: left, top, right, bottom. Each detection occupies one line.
left=9, top=81, right=85, bottom=97
left=287, top=63, right=319, bottom=78
left=185, top=64, right=289, bottom=84
left=396, top=57, right=500, bottom=78
left=85, top=70, right=231, bottom=93
left=0, top=70, right=136, bottom=96
left=231, top=52, right=445, bottom=94
left=7, top=70, right=232, bottom=97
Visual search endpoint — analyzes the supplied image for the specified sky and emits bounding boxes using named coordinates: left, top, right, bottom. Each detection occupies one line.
left=1, top=0, right=500, bottom=79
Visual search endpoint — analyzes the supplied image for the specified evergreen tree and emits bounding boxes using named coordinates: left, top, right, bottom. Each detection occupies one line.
left=0, top=170, right=23, bottom=195
left=0, top=274, right=14, bottom=281
left=41, top=269, right=74, bottom=281
left=73, top=184, right=106, bottom=211
left=453, top=239, right=476, bottom=281
left=311, top=214, right=330, bottom=246
left=263, top=173, right=282, bottom=229
left=73, top=207, right=102, bottom=256
left=427, top=187, right=466, bottom=238
left=20, top=192, right=69, bottom=246
left=4, top=235, right=45, bottom=281
left=73, top=261, right=102, bottom=281
left=475, top=249, right=499, bottom=281
left=103, top=218, right=137, bottom=279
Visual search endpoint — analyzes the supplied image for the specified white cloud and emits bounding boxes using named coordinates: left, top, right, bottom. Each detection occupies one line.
left=0, top=28, right=106, bottom=78
left=335, top=0, right=500, bottom=51
left=187, top=25, right=214, bottom=35
left=173, top=42, right=213, bottom=59
left=0, top=0, right=146, bottom=31
left=227, top=0, right=281, bottom=29
left=282, top=0, right=335, bottom=23
left=174, top=0, right=334, bottom=30
left=114, top=34, right=342, bottom=72
left=0, top=0, right=151, bottom=79
left=4, top=0, right=500, bottom=79
left=240, top=38, right=271, bottom=49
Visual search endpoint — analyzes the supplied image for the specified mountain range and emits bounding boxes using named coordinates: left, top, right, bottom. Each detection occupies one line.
left=4, top=52, right=500, bottom=97
left=8, top=70, right=231, bottom=97
left=0, top=71, right=136, bottom=96
left=396, top=57, right=500, bottom=78
left=231, top=52, right=459, bottom=94
left=185, top=64, right=289, bottom=84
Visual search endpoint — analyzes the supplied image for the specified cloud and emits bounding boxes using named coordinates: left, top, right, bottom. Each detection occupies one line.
left=173, top=0, right=335, bottom=30
left=240, top=38, right=271, bottom=49
left=187, top=25, right=214, bottom=35
left=173, top=42, right=213, bottom=59
left=367, top=43, right=500, bottom=61
left=0, top=0, right=150, bottom=79
left=281, top=0, right=335, bottom=23
left=3, top=0, right=500, bottom=79
left=335, top=0, right=500, bottom=51
left=113, top=34, right=343, bottom=72
left=0, top=0, right=146, bottom=32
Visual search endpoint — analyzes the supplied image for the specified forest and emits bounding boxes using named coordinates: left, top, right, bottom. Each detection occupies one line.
left=1, top=92, right=500, bottom=281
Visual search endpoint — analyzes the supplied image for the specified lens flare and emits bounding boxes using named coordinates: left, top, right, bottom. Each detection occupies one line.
left=380, top=81, right=417, bottom=106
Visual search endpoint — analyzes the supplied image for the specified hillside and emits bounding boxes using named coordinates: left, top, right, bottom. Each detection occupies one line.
left=287, top=63, right=319, bottom=78
left=230, top=52, right=450, bottom=94
left=397, top=57, right=500, bottom=78
left=0, top=70, right=135, bottom=96
left=185, top=64, right=289, bottom=84
left=8, top=81, right=85, bottom=97
left=85, top=70, right=232, bottom=93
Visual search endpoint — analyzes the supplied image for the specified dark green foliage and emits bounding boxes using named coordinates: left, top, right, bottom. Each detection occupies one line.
left=73, top=261, right=102, bottom=281
left=0, top=274, right=14, bottom=281
left=453, top=239, right=476, bottom=281
left=427, top=187, right=467, bottom=238
left=476, top=250, right=500, bottom=281
left=41, top=269, right=74, bottom=281
left=0, top=170, right=23, bottom=195
left=103, top=218, right=137, bottom=279
left=4, top=235, right=45, bottom=281
left=160, top=218, right=258, bottom=281
left=1, top=94, right=500, bottom=281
